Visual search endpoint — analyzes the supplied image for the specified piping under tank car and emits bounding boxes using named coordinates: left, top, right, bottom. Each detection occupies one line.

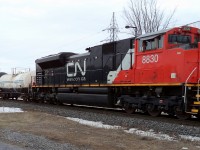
left=0, top=71, right=35, bottom=100
left=32, top=25, right=200, bottom=119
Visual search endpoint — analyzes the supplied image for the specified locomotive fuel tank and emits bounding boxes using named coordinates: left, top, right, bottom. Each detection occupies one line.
left=57, top=87, right=114, bottom=107
left=57, top=93, right=110, bottom=107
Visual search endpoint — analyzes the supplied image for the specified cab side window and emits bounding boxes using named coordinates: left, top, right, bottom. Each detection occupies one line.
left=168, top=34, right=191, bottom=44
left=195, top=36, right=200, bottom=43
left=158, top=36, right=164, bottom=48
left=139, top=35, right=163, bottom=52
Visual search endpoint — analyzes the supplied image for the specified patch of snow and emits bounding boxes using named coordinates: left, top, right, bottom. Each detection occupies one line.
left=66, top=117, right=176, bottom=141
left=191, top=115, right=197, bottom=119
left=182, top=147, right=188, bottom=150
left=124, top=128, right=176, bottom=141
left=180, top=135, right=200, bottom=142
left=161, top=112, right=169, bottom=116
left=66, top=117, right=200, bottom=142
left=0, top=107, right=23, bottom=113
left=66, top=117, right=121, bottom=129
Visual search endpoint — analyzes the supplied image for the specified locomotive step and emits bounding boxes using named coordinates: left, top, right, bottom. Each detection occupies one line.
left=191, top=109, right=199, bottom=113
left=190, top=105, right=200, bottom=107
left=193, top=101, right=200, bottom=105
left=192, top=89, right=200, bottom=91
left=196, top=94, right=200, bottom=98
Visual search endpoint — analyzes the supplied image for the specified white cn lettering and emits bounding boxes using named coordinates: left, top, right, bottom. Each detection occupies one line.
left=66, top=60, right=86, bottom=77
left=66, top=62, right=74, bottom=77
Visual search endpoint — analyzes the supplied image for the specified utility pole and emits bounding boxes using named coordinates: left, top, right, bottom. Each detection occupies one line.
left=102, top=12, right=119, bottom=70
left=102, top=12, right=119, bottom=42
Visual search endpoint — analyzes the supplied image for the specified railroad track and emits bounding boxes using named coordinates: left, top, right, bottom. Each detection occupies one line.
left=0, top=98, right=200, bottom=128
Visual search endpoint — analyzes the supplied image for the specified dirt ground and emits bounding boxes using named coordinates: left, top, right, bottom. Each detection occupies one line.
left=0, top=111, right=199, bottom=150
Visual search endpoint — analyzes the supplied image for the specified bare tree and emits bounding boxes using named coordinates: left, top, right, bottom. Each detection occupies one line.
left=124, top=0, right=176, bottom=36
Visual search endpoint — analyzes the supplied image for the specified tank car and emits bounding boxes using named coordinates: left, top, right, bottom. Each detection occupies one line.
left=0, top=72, right=6, bottom=77
left=0, top=71, right=35, bottom=99
left=33, top=26, right=200, bottom=119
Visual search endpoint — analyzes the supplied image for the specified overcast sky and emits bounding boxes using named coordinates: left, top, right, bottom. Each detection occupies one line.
left=0, top=0, right=199, bottom=73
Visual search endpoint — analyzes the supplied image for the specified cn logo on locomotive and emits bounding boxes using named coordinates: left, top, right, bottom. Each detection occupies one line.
left=66, top=60, right=86, bottom=77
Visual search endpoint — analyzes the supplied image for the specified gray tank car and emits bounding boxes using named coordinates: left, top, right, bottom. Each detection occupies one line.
left=0, top=71, right=35, bottom=99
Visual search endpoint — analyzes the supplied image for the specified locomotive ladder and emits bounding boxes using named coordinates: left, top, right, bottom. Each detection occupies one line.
left=184, top=67, right=200, bottom=114
left=197, top=78, right=200, bottom=101
left=191, top=42, right=200, bottom=113
left=191, top=78, right=200, bottom=113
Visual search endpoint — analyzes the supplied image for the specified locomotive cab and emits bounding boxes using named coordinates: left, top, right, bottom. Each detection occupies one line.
left=114, top=26, right=200, bottom=117
left=134, top=26, right=200, bottom=116
left=134, top=26, right=200, bottom=84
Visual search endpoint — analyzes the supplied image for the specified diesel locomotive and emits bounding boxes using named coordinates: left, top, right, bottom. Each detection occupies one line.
left=32, top=25, right=200, bottom=119
left=1, top=25, right=200, bottom=119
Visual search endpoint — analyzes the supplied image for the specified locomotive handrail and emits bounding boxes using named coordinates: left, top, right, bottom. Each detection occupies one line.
left=197, top=78, right=200, bottom=101
left=184, top=67, right=197, bottom=111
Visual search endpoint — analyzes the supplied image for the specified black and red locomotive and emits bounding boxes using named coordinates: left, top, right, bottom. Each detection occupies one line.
left=32, top=26, right=200, bottom=119
left=1, top=25, right=200, bottom=119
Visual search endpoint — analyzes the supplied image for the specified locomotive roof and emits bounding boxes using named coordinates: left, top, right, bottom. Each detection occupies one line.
left=137, top=28, right=171, bottom=40
left=36, top=52, right=76, bottom=64
left=86, top=37, right=135, bottom=52
left=69, top=52, right=90, bottom=59
left=35, top=52, right=76, bottom=69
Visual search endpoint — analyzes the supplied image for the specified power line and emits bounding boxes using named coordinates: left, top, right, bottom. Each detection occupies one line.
left=185, top=20, right=200, bottom=28
left=55, top=31, right=103, bottom=50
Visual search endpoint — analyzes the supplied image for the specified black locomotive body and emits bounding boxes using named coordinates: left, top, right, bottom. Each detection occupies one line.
left=34, top=38, right=134, bottom=107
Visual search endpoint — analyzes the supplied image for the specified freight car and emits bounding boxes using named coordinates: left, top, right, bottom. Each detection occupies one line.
left=0, top=71, right=35, bottom=100
left=17, top=26, right=200, bottom=119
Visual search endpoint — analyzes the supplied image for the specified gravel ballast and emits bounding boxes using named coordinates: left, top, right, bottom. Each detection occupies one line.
left=1, top=100, right=200, bottom=138
left=0, top=100, right=200, bottom=149
left=0, top=129, right=80, bottom=150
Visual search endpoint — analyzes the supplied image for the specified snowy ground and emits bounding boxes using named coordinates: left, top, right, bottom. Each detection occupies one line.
left=0, top=101, right=200, bottom=149
left=66, top=117, right=200, bottom=143
left=0, top=107, right=23, bottom=113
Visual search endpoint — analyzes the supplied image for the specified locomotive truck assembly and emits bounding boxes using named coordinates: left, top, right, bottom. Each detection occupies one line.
left=1, top=25, right=200, bottom=119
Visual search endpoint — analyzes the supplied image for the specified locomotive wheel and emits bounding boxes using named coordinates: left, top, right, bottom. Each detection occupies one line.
left=52, top=99, right=58, bottom=105
left=2, top=95, right=6, bottom=100
left=3, top=94, right=8, bottom=100
left=23, top=97, right=28, bottom=102
left=147, top=105, right=161, bottom=117
left=123, top=103, right=136, bottom=114
left=175, top=107, right=190, bottom=120
left=197, top=115, right=200, bottom=120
